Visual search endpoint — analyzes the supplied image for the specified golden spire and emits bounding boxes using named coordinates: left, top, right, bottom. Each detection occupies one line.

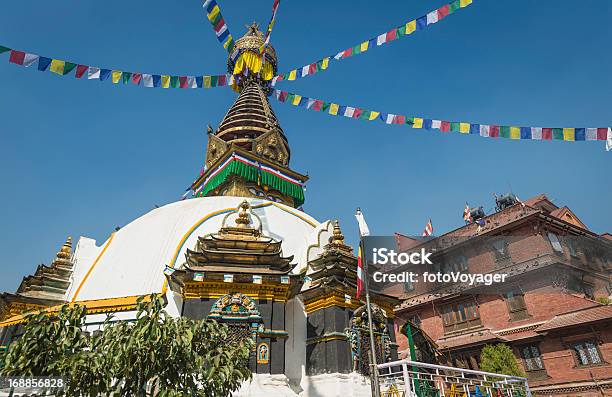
left=235, top=200, right=253, bottom=228
left=327, top=221, right=353, bottom=254
left=51, top=236, right=73, bottom=269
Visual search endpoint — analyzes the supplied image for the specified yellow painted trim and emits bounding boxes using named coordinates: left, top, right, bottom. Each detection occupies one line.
left=0, top=294, right=154, bottom=327
left=71, top=232, right=116, bottom=302
left=270, top=202, right=318, bottom=227
left=183, top=281, right=290, bottom=301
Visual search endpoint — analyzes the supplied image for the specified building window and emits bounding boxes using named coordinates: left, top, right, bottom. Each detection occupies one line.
left=520, top=345, right=544, bottom=371
left=451, top=350, right=481, bottom=370
left=565, top=237, right=579, bottom=258
left=440, top=300, right=481, bottom=334
left=548, top=233, right=563, bottom=254
left=504, top=290, right=530, bottom=322
left=571, top=340, right=603, bottom=366
left=441, top=255, right=468, bottom=274
left=491, top=239, right=510, bottom=263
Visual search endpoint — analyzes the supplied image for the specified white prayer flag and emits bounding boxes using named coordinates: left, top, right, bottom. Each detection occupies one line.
left=586, top=128, right=598, bottom=141
left=376, top=34, right=387, bottom=46
left=142, top=74, right=153, bottom=87
left=307, top=98, right=315, bottom=109
left=301, top=65, right=309, bottom=77
left=188, top=76, right=196, bottom=88
left=427, top=11, right=439, bottom=24
left=23, top=53, right=39, bottom=67
left=480, top=125, right=490, bottom=137
left=385, top=114, right=395, bottom=124
left=606, top=128, right=612, bottom=151
left=345, top=107, right=355, bottom=117
left=88, top=67, right=100, bottom=80
left=531, top=127, right=542, bottom=140
left=334, top=51, right=344, bottom=60
left=431, top=120, right=442, bottom=129
left=355, top=208, right=370, bottom=237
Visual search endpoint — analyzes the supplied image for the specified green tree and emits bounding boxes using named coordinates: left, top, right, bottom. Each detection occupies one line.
left=1, top=294, right=253, bottom=396
left=479, top=344, right=525, bottom=377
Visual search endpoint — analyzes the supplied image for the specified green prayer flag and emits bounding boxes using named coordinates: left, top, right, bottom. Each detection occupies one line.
left=171, top=76, right=179, bottom=88
left=226, top=40, right=235, bottom=53
left=0, top=46, right=10, bottom=54
left=286, top=93, right=295, bottom=104
left=211, top=76, right=218, bottom=87
left=352, top=44, right=361, bottom=55
left=122, top=72, right=132, bottom=84
left=449, top=0, right=460, bottom=13
left=321, top=102, right=330, bottom=112
left=360, top=110, right=371, bottom=120
left=500, top=126, right=510, bottom=138
left=406, top=117, right=414, bottom=125
left=552, top=128, right=564, bottom=140
left=397, top=25, right=407, bottom=36
left=63, top=62, right=77, bottom=75
left=451, top=122, right=460, bottom=132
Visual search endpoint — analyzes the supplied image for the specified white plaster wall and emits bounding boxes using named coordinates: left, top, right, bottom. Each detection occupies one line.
left=284, top=296, right=307, bottom=386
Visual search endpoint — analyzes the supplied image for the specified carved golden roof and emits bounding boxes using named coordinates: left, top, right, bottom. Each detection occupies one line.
left=185, top=201, right=295, bottom=273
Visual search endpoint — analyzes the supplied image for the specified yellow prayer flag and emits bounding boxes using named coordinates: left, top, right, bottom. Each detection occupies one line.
left=49, top=59, right=65, bottom=75
left=112, top=70, right=122, bottom=84
left=460, top=0, right=473, bottom=7
left=162, top=75, right=170, bottom=88
left=369, top=111, right=380, bottom=121
left=321, top=57, right=330, bottom=70
left=413, top=117, right=424, bottom=129
left=292, top=95, right=302, bottom=106
left=208, top=5, right=220, bottom=21
left=510, top=126, right=521, bottom=140
left=204, top=76, right=212, bottom=88
left=329, top=103, right=339, bottom=115
left=223, top=35, right=233, bottom=49
left=563, top=128, right=575, bottom=141
left=360, top=41, right=369, bottom=52
left=406, top=20, right=416, bottom=35
left=288, top=70, right=297, bottom=81
left=460, top=122, right=470, bottom=133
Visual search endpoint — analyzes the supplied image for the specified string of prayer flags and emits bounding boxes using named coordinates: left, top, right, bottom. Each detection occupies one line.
left=203, top=0, right=235, bottom=52
left=260, top=0, right=281, bottom=54
left=1, top=45, right=233, bottom=89
left=273, top=0, right=472, bottom=85
left=271, top=89, right=610, bottom=144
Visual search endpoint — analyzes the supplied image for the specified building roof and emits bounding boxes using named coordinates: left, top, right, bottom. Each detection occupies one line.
left=536, top=304, right=612, bottom=332
left=65, top=196, right=330, bottom=302
left=436, top=329, right=507, bottom=350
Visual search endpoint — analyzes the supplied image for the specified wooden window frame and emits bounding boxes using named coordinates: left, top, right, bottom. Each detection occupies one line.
left=440, top=299, right=482, bottom=335
left=569, top=339, right=607, bottom=368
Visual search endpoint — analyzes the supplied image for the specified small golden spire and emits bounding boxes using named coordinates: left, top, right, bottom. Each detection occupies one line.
left=56, top=236, right=72, bottom=260
left=329, top=220, right=346, bottom=246
left=235, top=201, right=252, bottom=228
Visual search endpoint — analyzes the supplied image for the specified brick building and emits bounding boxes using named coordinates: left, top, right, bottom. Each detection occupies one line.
left=391, top=194, right=611, bottom=396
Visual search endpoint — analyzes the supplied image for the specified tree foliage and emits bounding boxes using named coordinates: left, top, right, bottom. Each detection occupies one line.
left=0, top=294, right=253, bottom=396
left=479, top=344, right=525, bottom=378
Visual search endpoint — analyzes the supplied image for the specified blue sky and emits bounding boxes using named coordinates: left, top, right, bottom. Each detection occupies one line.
left=0, top=0, right=610, bottom=292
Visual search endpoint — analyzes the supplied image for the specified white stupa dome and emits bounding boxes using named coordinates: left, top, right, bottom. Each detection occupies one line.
left=67, top=196, right=333, bottom=303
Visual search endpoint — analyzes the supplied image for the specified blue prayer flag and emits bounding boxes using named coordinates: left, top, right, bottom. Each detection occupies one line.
left=153, top=75, right=161, bottom=87
left=423, top=119, right=432, bottom=130
left=520, top=127, right=531, bottom=139
left=470, top=124, right=480, bottom=134
left=196, top=76, right=203, bottom=88
left=338, top=105, right=347, bottom=116
left=37, top=57, right=51, bottom=71
left=99, top=69, right=111, bottom=81
left=575, top=128, right=586, bottom=141
left=218, top=29, right=230, bottom=43
left=417, top=16, right=428, bottom=30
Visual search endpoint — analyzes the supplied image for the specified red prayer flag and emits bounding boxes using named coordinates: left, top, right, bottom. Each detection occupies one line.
left=218, top=75, right=226, bottom=86
left=597, top=128, right=608, bottom=140
left=214, top=18, right=225, bottom=32
left=353, top=108, right=363, bottom=119
left=75, top=65, right=88, bottom=79
left=312, top=100, right=323, bottom=111
left=278, top=91, right=288, bottom=102
left=438, top=4, right=450, bottom=19
left=132, top=73, right=142, bottom=85
left=356, top=246, right=364, bottom=299
left=386, top=28, right=398, bottom=42
left=9, top=50, right=25, bottom=65
left=308, top=63, right=317, bottom=74
left=394, top=115, right=406, bottom=124
left=179, top=76, right=188, bottom=88
left=542, top=128, right=552, bottom=140
left=343, top=48, right=353, bottom=58
left=441, top=121, right=451, bottom=132
left=489, top=125, right=500, bottom=137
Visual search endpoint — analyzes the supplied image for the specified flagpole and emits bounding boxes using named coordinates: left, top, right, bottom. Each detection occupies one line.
left=361, top=236, right=380, bottom=397
left=355, top=207, right=380, bottom=397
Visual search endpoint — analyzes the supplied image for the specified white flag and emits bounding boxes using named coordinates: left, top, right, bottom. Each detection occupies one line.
left=143, top=74, right=153, bottom=87
left=376, top=33, right=387, bottom=46
left=355, top=208, right=370, bottom=237
left=345, top=107, right=355, bottom=118
left=606, top=128, right=612, bottom=152
left=23, top=53, right=39, bottom=67
left=427, top=11, right=439, bottom=24
left=431, top=120, right=442, bottom=129
left=188, top=76, right=196, bottom=88
left=88, top=67, right=100, bottom=80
